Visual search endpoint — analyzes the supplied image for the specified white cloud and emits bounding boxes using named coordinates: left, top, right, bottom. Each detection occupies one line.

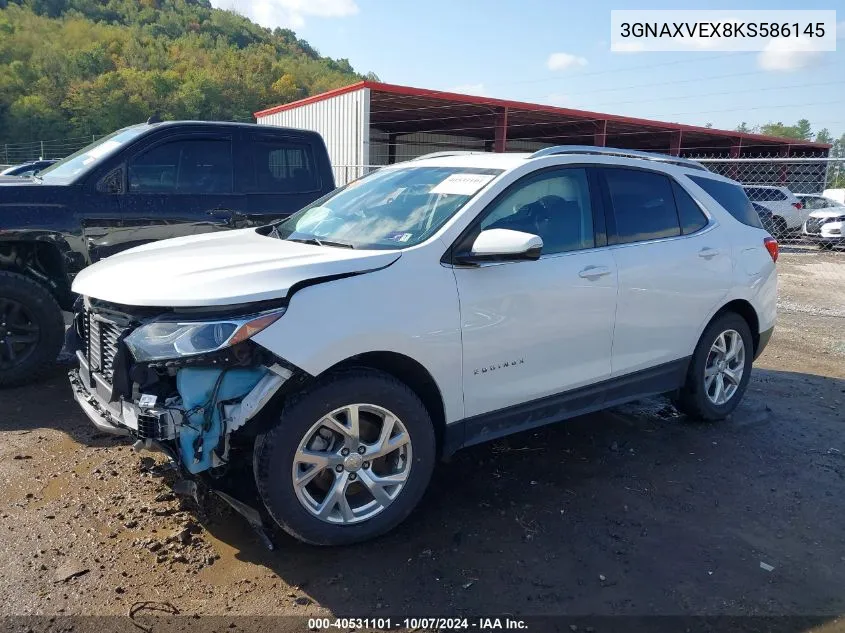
left=209, top=0, right=359, bottom=29
left=450, top=83, right=486, bottom=96
left=546, top=52, right=588, bottom=71
left=757, top=37, right=823, bottom=72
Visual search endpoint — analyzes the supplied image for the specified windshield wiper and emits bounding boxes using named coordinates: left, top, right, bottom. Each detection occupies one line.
left=288, top=237, right=354, bottom=249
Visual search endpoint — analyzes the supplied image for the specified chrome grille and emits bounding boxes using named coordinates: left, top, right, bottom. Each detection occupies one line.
left=82, top=309, right=128, bottom=382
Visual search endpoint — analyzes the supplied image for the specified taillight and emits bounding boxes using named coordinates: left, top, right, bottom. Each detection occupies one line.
left=793, top=202, right=802, bottom=210
left=764, top=237, right=779, bottom=263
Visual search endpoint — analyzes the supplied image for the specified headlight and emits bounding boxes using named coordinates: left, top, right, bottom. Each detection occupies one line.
left=124, top=309, right=285, bottom=362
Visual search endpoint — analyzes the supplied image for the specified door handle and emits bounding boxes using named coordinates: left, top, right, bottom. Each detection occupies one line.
left=698, top=247, right=720, bottom=259
left=578, top=265, right=611, bottom=280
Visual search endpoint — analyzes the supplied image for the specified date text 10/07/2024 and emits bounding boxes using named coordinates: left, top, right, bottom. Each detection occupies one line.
left=308, top=618, right=529, bottom=630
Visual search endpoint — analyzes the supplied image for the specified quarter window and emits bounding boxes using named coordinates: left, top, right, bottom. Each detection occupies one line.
left=604, top=168, right=680, bottom=244
left=479, top=168, right=595, bottom=255
left=691, top=176, right=762, bottom=229
left=240, top=140, right=319, bottom=193
left=672, top=181, right=708, bottom=234
left=128, top=138, right=232, bottom=194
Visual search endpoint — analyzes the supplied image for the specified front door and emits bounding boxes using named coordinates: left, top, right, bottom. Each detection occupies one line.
left=118, top=133, right=245, bottom=251
left=453, top=167, right=617, bottom=420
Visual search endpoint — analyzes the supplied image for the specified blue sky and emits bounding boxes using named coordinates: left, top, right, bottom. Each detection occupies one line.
left=211, top=0, right=844, bottom=138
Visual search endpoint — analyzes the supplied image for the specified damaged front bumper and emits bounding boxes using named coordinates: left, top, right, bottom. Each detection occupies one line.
left=69, top=351, right=294, bottom=473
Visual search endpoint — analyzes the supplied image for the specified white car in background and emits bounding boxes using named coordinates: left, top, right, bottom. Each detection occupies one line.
left=743, top=185, right=806, bottom=236
left=801, top=195, right=845, bottom=248
left=67, top=146, right=778, bottom=545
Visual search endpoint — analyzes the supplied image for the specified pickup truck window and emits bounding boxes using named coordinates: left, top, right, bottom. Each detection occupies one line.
left=128, top=138, right=233, bottom=194
left=38, top=126, right=147, bottom=184
left=239, top=140, right=319, bottom=193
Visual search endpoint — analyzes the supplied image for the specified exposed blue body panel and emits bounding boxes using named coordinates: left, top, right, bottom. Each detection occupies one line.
left=176, top=367, right=267, bottom=474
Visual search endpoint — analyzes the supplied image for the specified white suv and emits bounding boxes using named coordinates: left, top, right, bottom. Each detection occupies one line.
left=68, top=147, right=778, bottom=545
left=742, top=185, right=805, bottom=236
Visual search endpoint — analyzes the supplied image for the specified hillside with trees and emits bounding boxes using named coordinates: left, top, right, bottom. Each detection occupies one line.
left=0, top=0, right=370, bottom=144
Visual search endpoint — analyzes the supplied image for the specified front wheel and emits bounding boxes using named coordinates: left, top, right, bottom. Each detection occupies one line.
left=254, top=369, right=436, bottom=545
left=0, top=271, right=65, bottom=388
left=673, top=313, right=753, bottom=421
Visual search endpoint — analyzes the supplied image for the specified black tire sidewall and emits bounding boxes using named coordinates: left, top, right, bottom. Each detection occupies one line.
left=684, top=314, right=754, bottom=420
left=0, top=272, right=64, bottom=387
left=254, top=369, right=436, bottom=546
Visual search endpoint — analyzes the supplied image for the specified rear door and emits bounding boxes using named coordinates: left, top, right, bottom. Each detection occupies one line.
left=118, top=131, right=245, bottom=251
left=235, top=131, right=327, bottom=225
left=600, top=167, right=732, bottom=377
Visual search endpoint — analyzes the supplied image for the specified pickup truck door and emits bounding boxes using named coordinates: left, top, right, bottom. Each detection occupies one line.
left=235, top=130, right=329, bottom=224
left=117, top=132, right=246, bottom=251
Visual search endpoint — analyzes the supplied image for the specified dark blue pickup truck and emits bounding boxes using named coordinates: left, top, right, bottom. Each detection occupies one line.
left=0, top=120, right=335, bottom=387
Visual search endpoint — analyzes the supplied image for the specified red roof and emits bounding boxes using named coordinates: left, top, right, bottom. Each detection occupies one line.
left=255, top=81, right=830, bottom=154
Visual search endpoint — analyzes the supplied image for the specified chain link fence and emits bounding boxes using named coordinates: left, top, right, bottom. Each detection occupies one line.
left=0, top=135, right=99, bottom=167
left=696, top=157, right=844, bottom=249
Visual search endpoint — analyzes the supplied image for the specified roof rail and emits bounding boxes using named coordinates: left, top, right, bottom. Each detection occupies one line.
left=412, top=151, right=487, bottom=161
left=529, top=145, right=708, bottom=171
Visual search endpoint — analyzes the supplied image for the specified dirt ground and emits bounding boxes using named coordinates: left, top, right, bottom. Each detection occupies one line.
left=1, top=246, right=843, bottom=631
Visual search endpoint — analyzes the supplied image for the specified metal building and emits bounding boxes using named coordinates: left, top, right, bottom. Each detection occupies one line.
left=254, top=81, right=830, bottom=185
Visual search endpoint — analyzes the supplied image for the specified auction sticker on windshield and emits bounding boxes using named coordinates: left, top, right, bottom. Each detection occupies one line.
left=431, top=173, right=495, bottom=196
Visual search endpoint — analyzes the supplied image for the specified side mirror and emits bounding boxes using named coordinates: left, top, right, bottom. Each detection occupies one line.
left=455, top=228, right=543, bottom=264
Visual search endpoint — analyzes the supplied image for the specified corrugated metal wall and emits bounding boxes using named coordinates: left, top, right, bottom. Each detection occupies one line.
left=256, top=88, right=369, bottom=185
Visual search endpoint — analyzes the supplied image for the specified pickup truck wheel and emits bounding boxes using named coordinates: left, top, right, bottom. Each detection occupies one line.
left=672, top=312, right=753, bottom=421
left=254, top=369, right=436, bottom=546
left=0, top=271, right=64, bottom=388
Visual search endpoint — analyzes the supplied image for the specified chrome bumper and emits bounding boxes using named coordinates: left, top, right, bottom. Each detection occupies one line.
left=69, top=350, right=131, bottom=436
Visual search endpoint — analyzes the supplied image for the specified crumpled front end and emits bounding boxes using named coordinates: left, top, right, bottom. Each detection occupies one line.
left=68, top=298, right=301, bottom=476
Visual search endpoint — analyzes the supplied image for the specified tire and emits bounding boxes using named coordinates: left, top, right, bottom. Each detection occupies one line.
left=0, top=271, right=64, bottom=388
left=771, top=216, right=787, bottom=239
left=254, top=368, right=436, bottom=546
left=673, top=312, right=754, bottom=422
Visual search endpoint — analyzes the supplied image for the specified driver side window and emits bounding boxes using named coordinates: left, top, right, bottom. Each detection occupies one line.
left=480, top=168, right=594, bottom=255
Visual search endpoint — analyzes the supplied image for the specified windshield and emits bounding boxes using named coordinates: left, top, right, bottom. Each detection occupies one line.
left=275, top=166, right=502, bottom=250
left=38, top=126, right=147, bottom=184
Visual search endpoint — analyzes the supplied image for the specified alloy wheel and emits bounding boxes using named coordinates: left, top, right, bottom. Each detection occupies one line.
left=0, top=298, right=41, bottom=370
left=704, top=329, right=745, bottom=406
left=292, top=403, right=412, bottom=524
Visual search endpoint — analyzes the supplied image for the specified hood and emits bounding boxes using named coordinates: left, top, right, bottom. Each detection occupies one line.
left=72, top=228, right=402, bottom=307
left=809, top=207, right=845, bottom=220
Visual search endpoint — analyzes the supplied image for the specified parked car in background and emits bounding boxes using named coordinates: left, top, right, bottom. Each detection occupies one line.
left=752, top=202, right=775, bottom=234
left=1, top=159, right=57, bottom=177
left=803, top=203, right=845, bottom=249
left=0, top=120, right=335, bottom=387
left=743, top=185, right=806, bottom=237
left=797, top=193, right=843, bottom=211
left=67, top=146, right=777, bottom=546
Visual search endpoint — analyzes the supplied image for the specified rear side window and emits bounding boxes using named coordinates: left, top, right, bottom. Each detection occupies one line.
left=692, top=176, right=763, bottom=229
left=239, top=139, right=319, bottom=193
left=744, top=187, right=786, bottom=202
left=671, top=182, right=708, bottom=234
left=603, top=168, right=680, bottom=244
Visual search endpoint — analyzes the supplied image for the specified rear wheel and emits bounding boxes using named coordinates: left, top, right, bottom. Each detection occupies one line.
left=0, top=271, right=64, bottom=388
left=673, top=312, right=753, bottom=421
left=771, top=216, right=787, bottom=239
left=254, top=369, right=436, bottom=545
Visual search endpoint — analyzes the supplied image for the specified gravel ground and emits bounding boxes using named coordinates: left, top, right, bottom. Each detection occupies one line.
left=0, top=247, right=843, bottom=631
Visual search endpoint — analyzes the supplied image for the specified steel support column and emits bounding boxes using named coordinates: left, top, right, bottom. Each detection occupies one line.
left=494, top=107, right=508, bottom=153
left=778, top=145, right=791, bottom=184
left=669, top=131, right=683, bottom=156
left=594, top=120, right=607, bottom=147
